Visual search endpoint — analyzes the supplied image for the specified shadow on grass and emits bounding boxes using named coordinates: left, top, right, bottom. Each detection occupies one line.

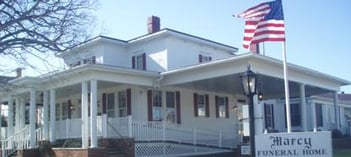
left=334, top=149, right=351, bottom=157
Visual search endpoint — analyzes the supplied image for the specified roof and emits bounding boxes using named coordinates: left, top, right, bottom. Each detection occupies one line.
left=57, top=28, right=238, bottom=57
left=0, top=76, right=15, bottom=83
left=128, top=28, right=238, bottom=52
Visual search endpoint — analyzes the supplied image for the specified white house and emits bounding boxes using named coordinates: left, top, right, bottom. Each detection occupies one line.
left=0, top=16, right=350, bottom=157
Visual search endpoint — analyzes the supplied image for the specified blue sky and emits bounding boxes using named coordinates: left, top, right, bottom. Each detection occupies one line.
left=96, top=0, right=351, bottom=92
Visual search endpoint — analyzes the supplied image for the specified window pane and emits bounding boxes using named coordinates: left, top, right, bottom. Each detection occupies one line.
left=153, top=106, right=162, bottom=121
left=107, top=93, right=115, bottom=117
left=197, top=95, right=206, bottom=117
left=218, top=97, right=227, bottom=118
left=291, top=103, right=301, bottom=126
left=166, top=92, right=175, bottom=108
left=166, top=92, right=176, bottom=123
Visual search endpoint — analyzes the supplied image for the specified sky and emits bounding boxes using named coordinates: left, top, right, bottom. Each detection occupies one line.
left=95, top=0, right=351, bottom=92
left=3, top=0, right=351, bottom=93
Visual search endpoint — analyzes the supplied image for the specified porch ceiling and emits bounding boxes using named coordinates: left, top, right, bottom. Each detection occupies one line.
left=174, top=74, right=330, bottom=100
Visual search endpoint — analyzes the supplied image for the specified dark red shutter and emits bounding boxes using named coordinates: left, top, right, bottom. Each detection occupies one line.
left=193, top=93, right=198, bottom=117
left=198, top=55, right=202, bottom=63
left=102, top=93, right=106, bottom=114
left=176, top=91, right=181, bottom=124
left=225, top=97, right=229, bottom=118
left=147, top=90, right=153, bottom=121
left=205, top=94, right=209, bottom=117
left=68, top=100, right=71, bottom=119
left=92, top=56, right=96, bottom=64
left=126, top=88, right=131, bottom=115
left=215, top=96, right=219, bottom=118
left=142, top=53, right=146, bottom=70
left=132, top=56, right=135, bottom=69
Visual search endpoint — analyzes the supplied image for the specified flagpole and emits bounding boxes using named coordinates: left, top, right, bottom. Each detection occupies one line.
left=282, top=41, right=291, bottom=133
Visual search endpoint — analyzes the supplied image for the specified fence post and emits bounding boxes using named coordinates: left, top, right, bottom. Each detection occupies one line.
left=162, top=121, right=166, bottom=141
left=219, top=129, right=222, bottom=148
left=128, top=115, right=132, bottom=137
left=102, top=115, right=107, bottom=137
left=65, top=119, right=70, bottom=138
left=193, top=127, right=196, bottom=145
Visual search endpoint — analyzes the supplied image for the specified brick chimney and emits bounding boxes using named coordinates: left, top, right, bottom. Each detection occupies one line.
left=148, top=16, right=160, bottom=34
left=16, top=68, right=22, bottom=78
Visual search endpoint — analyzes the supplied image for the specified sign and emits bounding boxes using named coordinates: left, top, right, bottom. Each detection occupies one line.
left=241, top=144, right=251, bottom=155
left=255, top=132, right=332, bottom=157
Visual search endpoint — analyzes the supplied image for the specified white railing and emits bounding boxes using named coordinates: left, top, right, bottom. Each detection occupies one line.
left=1, top=126, right=43, bottom=157
left=54, top=116, right=239, bottom=149
left=1, top=126, right=29, bottom=157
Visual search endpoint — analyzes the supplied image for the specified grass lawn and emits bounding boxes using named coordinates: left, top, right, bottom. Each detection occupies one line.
left=334, top=149, right=351, bottom=157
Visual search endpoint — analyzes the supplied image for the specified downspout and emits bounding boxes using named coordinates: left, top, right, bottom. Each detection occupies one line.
left=153, top=74, right=164, bottom=89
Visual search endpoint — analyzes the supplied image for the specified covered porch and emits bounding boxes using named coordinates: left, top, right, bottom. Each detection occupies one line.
left=160, top=53, right=350, bottom=134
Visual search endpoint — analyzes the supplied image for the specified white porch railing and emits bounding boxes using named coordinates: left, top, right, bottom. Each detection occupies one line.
left=54, top=116, right=239, bottom=149
left=1, top=126, right=43, bottom=157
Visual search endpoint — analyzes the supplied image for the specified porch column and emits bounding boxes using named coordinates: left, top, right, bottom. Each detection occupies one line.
left=90, top=79, right=98, bottom=148
left=7, top=96, right=14, bottom=137
left=254, top=95, right=264, bottom=135
left=333, top=92, right=340, bottom=130
left=81, top=81, right=89, bottom=148
left=15, top=97, right=20, bottom=132
left=19, top=97, right=25, bottom=132
left=29, top=88, right=36, bottom=148
left=49, top=89, right=56, bottom=142
left=43, top=90, right=49, bottom=140
left=300, top=84, right=307, bottom=131
left=311, top=100, right=317, bottom=132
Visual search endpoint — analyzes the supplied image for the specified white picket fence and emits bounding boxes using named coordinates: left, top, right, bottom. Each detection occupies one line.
left=54, top=116, right=239, bottom=149
left=0, top=116, right=236, bottom=157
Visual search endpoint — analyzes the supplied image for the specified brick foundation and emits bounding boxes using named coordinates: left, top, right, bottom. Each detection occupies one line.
left=98, top=138, right=135, bottom=157
left=17, top=147, right=106, bottom=157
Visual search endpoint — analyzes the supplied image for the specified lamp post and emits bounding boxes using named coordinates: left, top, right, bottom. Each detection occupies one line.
left=240, top=65, right=257, bottom=157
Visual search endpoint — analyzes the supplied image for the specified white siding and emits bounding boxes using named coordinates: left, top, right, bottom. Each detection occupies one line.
left=102, top=43, right=128, bottom=67
left=167, top=37, right=233, bottom=71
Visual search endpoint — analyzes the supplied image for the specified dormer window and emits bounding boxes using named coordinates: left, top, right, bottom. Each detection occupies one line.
left=83, top=56, right=96, bottom=64
left=132, top=53, right=146, bottom=70
left=199, top=54, right=212, bottom=63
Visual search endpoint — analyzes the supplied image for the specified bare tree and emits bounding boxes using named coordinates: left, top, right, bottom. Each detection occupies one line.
left=0, top=0, right=97, bottom=66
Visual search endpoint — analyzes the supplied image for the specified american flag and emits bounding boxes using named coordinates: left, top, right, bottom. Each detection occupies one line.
left=236, top=0, right=285, bottom=49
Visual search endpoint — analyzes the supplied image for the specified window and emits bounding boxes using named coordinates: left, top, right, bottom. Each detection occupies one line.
left=55, top=103, right=60, bottom=120
left=132, top=53, right=146, bottom=70
left=264, top=103, right=274, bottom=129
left=118, top=91, right=127, bottom=117
left=199, top=54, right=212, bottom=63
left=25, top=108, right=29, bottom=124
left=62, top=102, right=68, bottom=120
left=316, top=103, right=323, bottom=127
left=217, top=97, right=228, bottom=118
left=198, top=95, right=206, bottom=116
left=83, top=56, right=96, bottom=64
left=194, top=94, right=209, bottom=117
left=285, top=103, right=301, bottom=127
left=291, top=103, right=301, bottom=126
left=107, top=93, right=115, bottom=117
left=153, top=91, right=162, bottom=121
left=166, top=92, right=176, bottom=123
